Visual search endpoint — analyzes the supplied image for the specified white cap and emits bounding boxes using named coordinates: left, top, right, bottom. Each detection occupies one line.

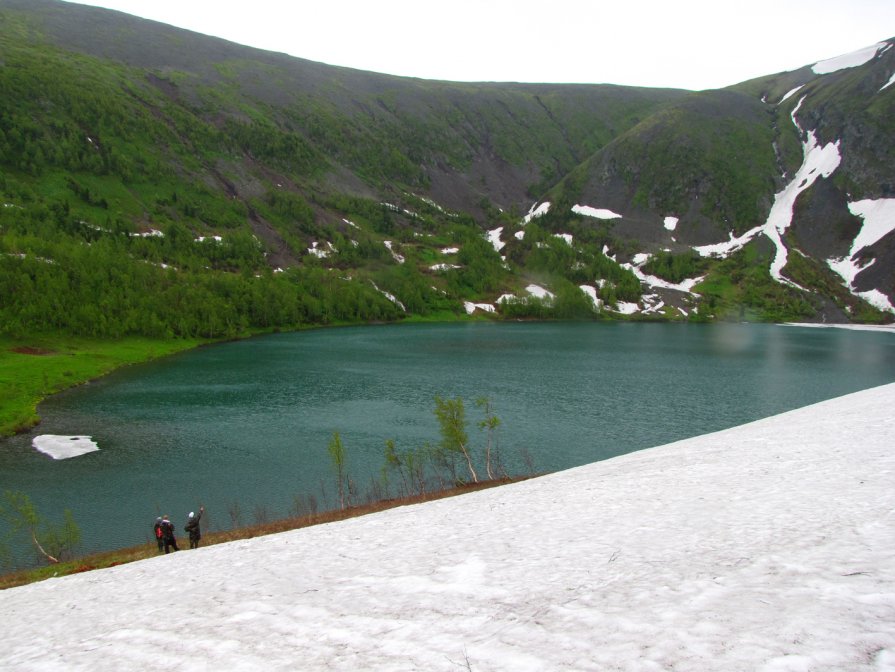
left=189, top=511, right=194, bottom=518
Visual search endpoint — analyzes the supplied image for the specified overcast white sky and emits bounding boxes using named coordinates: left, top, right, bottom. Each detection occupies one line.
left=63, top=0, right=895, bottom=90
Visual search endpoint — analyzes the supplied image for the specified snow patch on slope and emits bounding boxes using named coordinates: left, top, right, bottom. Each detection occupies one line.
left=383, top=241, right=404, bottom=264
left=694, top=95, right=841, bottom=293
left=523, top=202, right=551, bottom=224
left=812, top=42, right=887, bottom=75
left=827, top=198, right=895, bottom=313
left=486, top=227, right=505, bottom=252
left=572, top=204, right=622, bottom=220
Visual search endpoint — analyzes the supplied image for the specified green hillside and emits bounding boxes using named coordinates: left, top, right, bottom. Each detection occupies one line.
left=0, top=1, right=893, bottom=434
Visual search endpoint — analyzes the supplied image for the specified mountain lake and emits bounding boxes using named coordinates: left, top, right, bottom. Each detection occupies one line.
left=2, top=321, right=894, bottom=564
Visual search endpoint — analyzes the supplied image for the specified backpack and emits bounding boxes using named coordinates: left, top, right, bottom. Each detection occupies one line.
left=154, top=523, right=162, bottom=539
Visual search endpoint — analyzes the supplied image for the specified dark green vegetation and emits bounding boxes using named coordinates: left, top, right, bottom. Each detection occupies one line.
left=0, top=2, right=892, bottom=430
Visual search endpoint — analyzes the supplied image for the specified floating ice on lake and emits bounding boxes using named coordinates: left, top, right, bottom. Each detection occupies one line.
left=32, top=435, right=99, bottom=460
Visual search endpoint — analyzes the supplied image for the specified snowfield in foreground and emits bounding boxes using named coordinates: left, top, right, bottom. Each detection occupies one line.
left=2, top=385, right=895, bottom=671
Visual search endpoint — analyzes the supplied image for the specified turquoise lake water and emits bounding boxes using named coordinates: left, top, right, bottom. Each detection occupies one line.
left=2, top=322, right=894, bottom=563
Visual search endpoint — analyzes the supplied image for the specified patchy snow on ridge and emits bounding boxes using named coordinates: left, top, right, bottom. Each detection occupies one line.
left=694, top=99, right=841, bottom=293
left=32, top=435, right=99, bottom=460
left=522, top=202, right=551, bottom=224
left=613, top=300, right=640, bottom=314
left=845, top=199, right=895, bottom=256
left=486, top=227, right=505, bottom=252
left=579, top=284, right=601, bottom=309
left=854, top=288, right=895, bottom=313
left=572, top=204, right=622, bottom=220
left=623, top=253, right=704, bottom=295
left=2, top=385, right=895, bottom=671
left=383, top=241, right=404, bottom=264
left=553, top=233, right=573, bottom=246
left=462, top=301, right=495, bottom=314
left=764, top=130, right=841, bottom=287
left=827, top=198, right=895, bottom=312
left=778, top=85, right=804, bottom=104
left=525, top=283, right=554, bottom=300
left=308, top=241, right=335, bottom=258
left=370, top=281, right=405, bottom=312
left=812, top=42, right=887, bottom=75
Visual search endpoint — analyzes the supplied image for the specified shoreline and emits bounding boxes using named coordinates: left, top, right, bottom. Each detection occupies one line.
left=4, top=318, right=893, bottom=438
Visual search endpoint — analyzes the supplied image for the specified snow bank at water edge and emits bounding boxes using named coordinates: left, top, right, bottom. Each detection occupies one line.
left=5, top=385, right=894, bottom=670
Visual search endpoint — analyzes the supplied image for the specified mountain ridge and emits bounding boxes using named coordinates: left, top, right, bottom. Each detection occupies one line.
left=1, top=0, right=893, bottom=336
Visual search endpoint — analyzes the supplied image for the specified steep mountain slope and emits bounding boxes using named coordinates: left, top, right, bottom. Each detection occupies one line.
left=0, top=0, right=892, bottom=337
left=538, top=40, right=895, bottom=321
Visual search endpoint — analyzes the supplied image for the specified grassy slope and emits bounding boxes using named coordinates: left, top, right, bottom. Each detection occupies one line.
left=0, top=334, right=208, bottom=435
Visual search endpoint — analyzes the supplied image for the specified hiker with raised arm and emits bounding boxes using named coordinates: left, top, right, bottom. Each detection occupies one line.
left=185, top=506, right=204, bottom=549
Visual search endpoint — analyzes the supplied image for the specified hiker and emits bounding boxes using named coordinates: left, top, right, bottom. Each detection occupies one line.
left=160, top=514, right=179, bottom=553
left=153, top=516, right=164, bottom=553
left=184, top=506, right=204, bottom=549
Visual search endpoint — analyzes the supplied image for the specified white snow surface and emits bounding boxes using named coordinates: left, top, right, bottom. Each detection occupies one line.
left=553, top=233, right=573, bottom=245
left=827, top=199, right=895, bottom=312
left=486, top=226, right=505, bottom=252
left=522, top=202, right=551, bottom=224
left=812, top=42, right=887, bottom=74
left=623, top=253, right=703, bottom=295
left=7, top=385, right=895, bottom=670
left=383, top=240, right=404, bottom=264
left=578, top=284, right=601, bottom=309
left=612, top=300, right=640, bottom=314
left=778, top=85, right=804, bottom=104
left=31, top=435, right=99, bottom=460
left=572, top=204, right=623, bottom=220
left=525, top=283, right=554, bottom=300
left=462, top=301, right=495, bottom=314
left=663, top=216, right=679, bottom=231
left=882, top=72, right=895, bottom=92
left=846, top=199, right=895, bottom=256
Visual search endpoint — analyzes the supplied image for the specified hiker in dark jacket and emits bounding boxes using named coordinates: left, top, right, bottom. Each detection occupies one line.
left=160, top=514, right=178, bottom=553
left=185, top=506, right=204, bottom=549
left=153, top=516, right=164, bottom=553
